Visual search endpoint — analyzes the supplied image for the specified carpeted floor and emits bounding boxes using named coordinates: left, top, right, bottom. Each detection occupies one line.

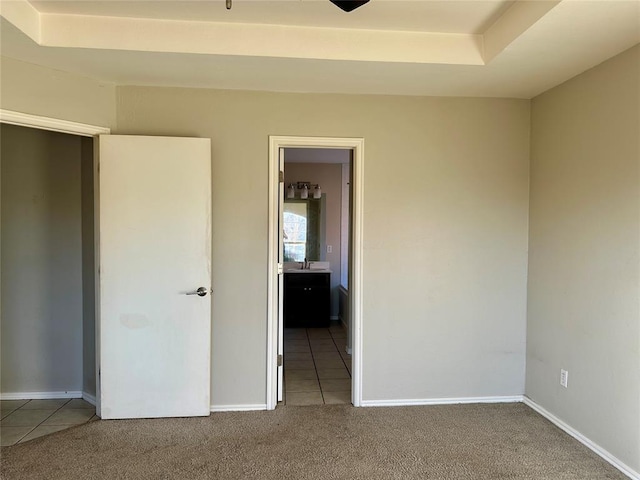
left=0, top=403, right=626, bottom=480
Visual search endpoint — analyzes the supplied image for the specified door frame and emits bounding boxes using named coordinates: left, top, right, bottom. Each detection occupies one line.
left=0, top=109, right=110, bottom=415
left=0, top=110, right=110, bottom=137
left=267, top=135, right=364, bottom=410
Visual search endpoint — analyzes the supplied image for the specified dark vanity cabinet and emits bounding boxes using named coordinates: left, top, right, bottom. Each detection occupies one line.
left=284, top=272, right=330, bottom=328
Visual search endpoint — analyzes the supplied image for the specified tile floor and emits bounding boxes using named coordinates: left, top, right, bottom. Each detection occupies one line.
left=283, top=322, right=352, bottom=406
left=0, top=398, right=98, bottom=446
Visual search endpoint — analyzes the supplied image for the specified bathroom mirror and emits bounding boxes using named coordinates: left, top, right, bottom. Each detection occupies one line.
left=283, top=197, right=326, bottom=262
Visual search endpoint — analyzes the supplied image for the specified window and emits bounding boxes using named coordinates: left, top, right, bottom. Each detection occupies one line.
left=283, top=202, right=307, bottom=262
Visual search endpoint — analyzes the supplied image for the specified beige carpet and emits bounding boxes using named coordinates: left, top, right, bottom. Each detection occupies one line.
left=0, top=403, right=626, bottom=480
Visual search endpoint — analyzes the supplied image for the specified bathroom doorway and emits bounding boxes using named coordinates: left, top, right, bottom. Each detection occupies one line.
left=267, top=136, right=364, bottom=410
left=280, top=149, right=352, bottom=405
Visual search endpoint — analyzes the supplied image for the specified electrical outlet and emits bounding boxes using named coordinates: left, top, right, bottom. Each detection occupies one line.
left=560, top=369, right=568, bottom=388
left=327, top=245, right=332, bottom=253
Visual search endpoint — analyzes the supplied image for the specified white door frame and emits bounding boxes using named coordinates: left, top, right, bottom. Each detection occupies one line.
left=267, top=135, right=364, bottom=410
left=0, top=110, right=110, bottom=137
left=0, top=109, right=110, bottom=412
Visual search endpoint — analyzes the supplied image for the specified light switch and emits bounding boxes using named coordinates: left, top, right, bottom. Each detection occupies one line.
left=327, top=245, right=333, bottom=253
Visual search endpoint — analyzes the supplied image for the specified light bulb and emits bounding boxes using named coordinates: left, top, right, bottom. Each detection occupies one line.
left=313, top=185, right=321, bottom=199
left=287, top=184, right=295, bottom=199
left=300, top=185, right=309, bottom=199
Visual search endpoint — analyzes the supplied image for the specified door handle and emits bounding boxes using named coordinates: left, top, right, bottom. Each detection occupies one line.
left=186, top=287, right=211, bottom=297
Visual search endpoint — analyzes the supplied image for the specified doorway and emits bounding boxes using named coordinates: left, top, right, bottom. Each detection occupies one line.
left=0, top=122, right=99, bottom=445
left=267, top=136, right=364, bottom=410
left=0, top=109, right=108, bottom=396
left=281, top=149, right=352, bottom=405
left=0, top=123, right=97, bottom=402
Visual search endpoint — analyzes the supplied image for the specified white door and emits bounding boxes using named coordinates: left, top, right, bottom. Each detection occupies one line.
left=277, top=148, right=285, bottom=401
left=98, top=135, right=211, bottom=420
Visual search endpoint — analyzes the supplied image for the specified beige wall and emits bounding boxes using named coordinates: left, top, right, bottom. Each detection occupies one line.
left=1, top=124, right=84, bottom=394
left=116, top=87, right=531, bottom=406
left=527, top=45, right=640, bottom=472
left=0, top=56, right=116, bottom=128
left=284, top=162, right=343, bottom=318
left=2, top=45, right=637, bottom=470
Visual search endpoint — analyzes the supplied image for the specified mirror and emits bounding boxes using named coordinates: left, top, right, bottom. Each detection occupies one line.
left=283, top=197, right=325, bottom=262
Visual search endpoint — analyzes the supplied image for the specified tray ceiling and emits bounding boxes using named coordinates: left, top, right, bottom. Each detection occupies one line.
left=1, top=0, right=638, bottom=98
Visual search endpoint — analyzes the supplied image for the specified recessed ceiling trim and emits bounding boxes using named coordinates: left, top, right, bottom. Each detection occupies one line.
left=0, top=0, right=40, bottom=43
left=484, top=0, right=561, bottom=63
left=2, top=0, right=638, bottom=99
left=27, top=0, right=515, bottom=35
left=38, top=13, right=485, bottom=65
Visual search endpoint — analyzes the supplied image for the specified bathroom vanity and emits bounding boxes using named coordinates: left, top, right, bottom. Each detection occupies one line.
left=284, top=270, right=331, bottom=328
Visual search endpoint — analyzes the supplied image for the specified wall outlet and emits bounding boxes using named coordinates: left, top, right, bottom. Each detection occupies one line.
left=560, top=369, right=569, bottom=388
left=326, top=245, right=332, bottom=253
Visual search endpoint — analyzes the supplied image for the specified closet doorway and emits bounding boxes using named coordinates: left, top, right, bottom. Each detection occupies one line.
left=0, top=119, right=100, bottom=445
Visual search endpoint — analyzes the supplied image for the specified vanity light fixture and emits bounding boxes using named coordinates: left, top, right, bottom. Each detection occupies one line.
left=287, top=182, right=321, bottom=199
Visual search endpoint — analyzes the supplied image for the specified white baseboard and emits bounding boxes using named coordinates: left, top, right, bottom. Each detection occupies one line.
left=360, top=395, right=637, bottom=479
left=330, top=316, right=340, bottom=321
left=210, top=404, right=268, bottom=412
left=82, top=392, right=97, bottom=406
left=360, top=395, right=524, bottom=408
left=523, top=396, right=639, bottom=480
left=0, top=391, right=83, bottom=400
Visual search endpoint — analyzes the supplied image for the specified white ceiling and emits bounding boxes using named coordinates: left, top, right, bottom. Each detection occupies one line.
left=29, top=1, right=515, bottom=34
left=1, top=0, right=639, bottom=99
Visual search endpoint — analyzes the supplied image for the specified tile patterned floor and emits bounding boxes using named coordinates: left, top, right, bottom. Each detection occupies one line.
left=283, top=323, right=352, bottom=406
left=0, top=398, right=98, bottom=446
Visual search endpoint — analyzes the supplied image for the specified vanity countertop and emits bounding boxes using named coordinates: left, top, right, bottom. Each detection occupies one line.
left=285, top=268, right=332, bottom=274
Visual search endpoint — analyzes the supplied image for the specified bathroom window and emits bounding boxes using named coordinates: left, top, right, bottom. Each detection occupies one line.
left=283, top=202, right=307, bottom=262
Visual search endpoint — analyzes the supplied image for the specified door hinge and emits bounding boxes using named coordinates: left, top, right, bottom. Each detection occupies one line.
left=277, top=263, right=283, bottom=275
left=279, top=171, right=284, bottom=183
left=277, top=354, right=283, bottom=367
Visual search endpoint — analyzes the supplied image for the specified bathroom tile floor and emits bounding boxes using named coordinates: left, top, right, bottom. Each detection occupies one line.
left=283, top=323, right=352, bottom=406
left=0, top=398, right=98, bottom=446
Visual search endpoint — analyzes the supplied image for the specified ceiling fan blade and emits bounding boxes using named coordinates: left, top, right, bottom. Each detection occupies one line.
left=329, top=0, right=370, bottom=13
